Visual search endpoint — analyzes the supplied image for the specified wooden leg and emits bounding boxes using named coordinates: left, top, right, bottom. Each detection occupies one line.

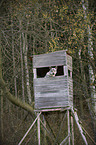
left=1, top=90, right=4, bottom=140
left=43, top=114, right=47, bottom=145
left=71, top=115, right=74, bottom=145
left=71, top=108, right=88, bottom=145
left=37, top=113, right=40, bottom=145
left=67, top=110, right=70, bottom=145
left=18, top=112, right=41, bottom=145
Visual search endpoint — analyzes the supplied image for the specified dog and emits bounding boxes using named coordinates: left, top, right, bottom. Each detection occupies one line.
left=45, top=67, right=57, bottom=78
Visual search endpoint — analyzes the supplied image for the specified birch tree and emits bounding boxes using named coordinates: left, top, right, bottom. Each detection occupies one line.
left=23, top=31, right=32, bottom=104
left=19, top=19, right=25, bottom=102
left=0, top=0, right=96, bottom=144
left=81, top=0, right=96, bottom=139
left=11, top=18, right=18, bottom=98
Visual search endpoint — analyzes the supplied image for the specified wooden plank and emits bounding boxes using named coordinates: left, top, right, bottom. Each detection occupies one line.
left=34, top=76, right=68, bottom=86
left=35, top=101, right=69, bottom=106
left=34, top=76, right=68, bottom=99
left=35, top=90, right=68, bottom=98
left=37, top=113, right=40, bottom=145
left=34, top=75, right=70, bottom=109
left=33, top=69, right=37, bottom=79
left=1, top=90, right=4, bottom=140
left=34, top=79, right=68, bottom=87
left=67, top=54, right=72, bottom=66
left=35, top=96, right=69, bottom=102
left=35, top=100, right=69, bottom=106
left=35, top=104, right=69, bottom=110
left=71, top=108, right=88, bottom=145
left=33, top=61, right=66, bottom=68
left=43, top=115, right=46, bottom=144
left=35, top=96, right=69, bottom=109
left=64, top=66, right=68, bottom=76
left=34, top=79, right=68, bottom=88
left=60, top=135, right=70, bottom=145
left=35, top=107, right=69, bottom=112
left=67, top=110, right=71, bottom=145
left=68, top=78, right=73, bottom=100
left=34, top=84, right=68, bottom=93
left=33, top=50, right=67, bottom=68
left=71, top=115, right=74, bottom=145
left=35, top=103, right=69, bottom=109
left=67, top=56, right=72, bottom=71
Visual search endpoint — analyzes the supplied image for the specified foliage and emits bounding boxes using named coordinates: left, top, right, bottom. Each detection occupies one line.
left=0, top=0, right=96, bottom=144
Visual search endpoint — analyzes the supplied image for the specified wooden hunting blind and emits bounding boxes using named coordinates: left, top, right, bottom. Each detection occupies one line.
left=19, top=50, right=89, bottom=145
left=33, top=50, right=73, bottom=111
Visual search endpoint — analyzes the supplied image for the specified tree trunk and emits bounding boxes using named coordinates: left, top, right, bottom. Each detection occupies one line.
left=12, top=19, right=17, bottom=98
left=82, top=0, right=96, bottom=141
left=1, top=90, right=4, bottom=141
left=0, top=77, right=34, bottom=114
left=78, top=49, right=84, bottom=117
left=19, top=19, right=25, bottom=102
left=0, top=40, right=34, bottom=114
left=22, top=31, right=31, bottom=104
left=0, top=32, right=4, bottom=141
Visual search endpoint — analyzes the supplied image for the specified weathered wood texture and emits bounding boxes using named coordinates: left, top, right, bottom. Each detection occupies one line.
left=68, top=77, right=73, bottom=106
left=33, top=50, right=67, bottom=68
left=33, top=50, right=73, bottom=110
left=34, top=76, right=69, bottom=109
left=67, top=54, right=72, bottom=71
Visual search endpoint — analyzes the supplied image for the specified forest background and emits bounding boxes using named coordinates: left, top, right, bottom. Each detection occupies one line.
left=0, top=0, right=96, bottom=144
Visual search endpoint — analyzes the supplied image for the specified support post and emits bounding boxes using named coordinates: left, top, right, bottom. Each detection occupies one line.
left=43, top=114, right=47, bottom=145
left=71, top=114, right=74, bottom=145
left=71, top=108, right=88, bottom=145
left=1, top=90, right=4, bottom=140
left=37, top=113, right=40, bottom=145
left=18, top=112, right=41, bottom=145
left=67, top=110, right=70, bottom=145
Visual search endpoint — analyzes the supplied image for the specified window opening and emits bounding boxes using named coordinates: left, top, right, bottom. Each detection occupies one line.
left=36, top=66, right=64, bottom=78
left=68, top=70, right=70, bottom=77
left=37, top=67, right=49, bottom=78
left=68, top=70, right=71, bottom=77
left=56, top=66, right=64, bottom=76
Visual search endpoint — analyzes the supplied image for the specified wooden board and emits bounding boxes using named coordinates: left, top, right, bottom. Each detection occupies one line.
left=68, top=77, right=73, bottom=96
left=34, top=76, right=70, bottom=109
left=33, top=50, right=73, bottom=110
left=33, top=50, right=67, bottom=68
left=35, top=96, right=69, bottom=109
left=67, top=54, right=72, bottom=71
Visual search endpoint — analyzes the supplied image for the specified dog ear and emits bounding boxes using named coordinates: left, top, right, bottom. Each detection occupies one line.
left=55, top=66, right=57, bottom=69
left=49, top=67, right=52, bottom=70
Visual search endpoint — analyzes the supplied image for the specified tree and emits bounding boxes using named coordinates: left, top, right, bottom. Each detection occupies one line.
left=0, top=0, right=96, bottom=144
left=81, top=0, right=96, bottom=140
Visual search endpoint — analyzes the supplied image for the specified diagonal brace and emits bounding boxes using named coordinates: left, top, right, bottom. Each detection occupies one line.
left=18, top=112, right=41, bottom=145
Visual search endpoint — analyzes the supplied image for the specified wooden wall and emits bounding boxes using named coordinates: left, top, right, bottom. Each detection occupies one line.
left=33, top=50, right=73, bottom=110
left=34, top=76, right=69, bottom=109
left=33, top=50, right=66, bottom=68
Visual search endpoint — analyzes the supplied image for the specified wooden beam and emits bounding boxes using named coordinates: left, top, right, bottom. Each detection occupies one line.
left=35, top=107, right=70, bottom=112
left=54, top=111, right=67, bottom=145
left=43, top=115, right=47, bottom=145
left=18, top=112, right=41, bottom=145
left=67, top=110, right=71, bottom=145
left=71, top=108, right=88, bottom=145
left=40, top=118, right=55, bottom=143
left=1, top=90, right=4, bottom=140
left=71, top=115, right=74, bottom=145
left=33, top=69, right=37, bottom=79
left=37, top=113, right=40, bottom=145
left=60, top=135, right=70, bottom=145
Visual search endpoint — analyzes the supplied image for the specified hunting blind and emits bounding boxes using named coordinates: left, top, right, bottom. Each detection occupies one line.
left=33, top=50, right=73, bottom=111
left=18, top=50, right=89, bottom=145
